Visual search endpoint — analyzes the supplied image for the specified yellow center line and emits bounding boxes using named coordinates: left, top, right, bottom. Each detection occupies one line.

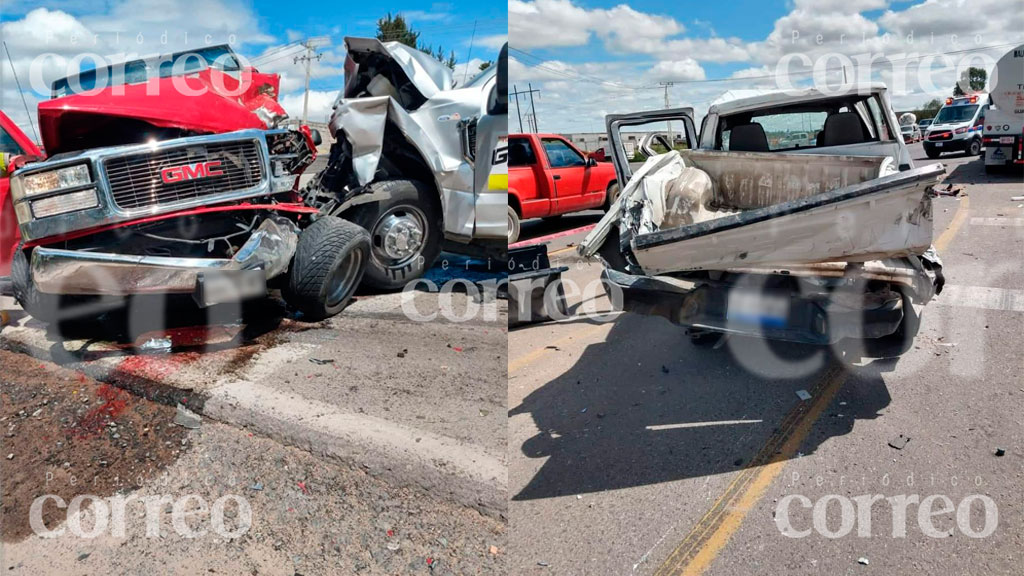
left=934, top=195, right=969, bottom=252
left=654, top=365, right=847, bottom=576
left=652, top=194, right=973, bottom=576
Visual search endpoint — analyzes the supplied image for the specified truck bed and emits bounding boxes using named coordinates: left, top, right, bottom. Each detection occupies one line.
left=581, top=150, right=944, bottom=274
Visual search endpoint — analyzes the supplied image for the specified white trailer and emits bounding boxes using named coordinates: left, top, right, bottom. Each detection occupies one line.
left=983, top=44, right=1024, bottom=172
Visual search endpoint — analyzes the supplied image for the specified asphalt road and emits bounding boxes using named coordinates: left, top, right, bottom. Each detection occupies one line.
left=508, top=143, right=1024, bottom=575
left=0, top=253, right=509, bottom=574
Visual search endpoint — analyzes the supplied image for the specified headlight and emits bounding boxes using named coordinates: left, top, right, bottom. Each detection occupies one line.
left=21, top=164, right=91, bottom=197
left=31, top=189, right=99, bottom=218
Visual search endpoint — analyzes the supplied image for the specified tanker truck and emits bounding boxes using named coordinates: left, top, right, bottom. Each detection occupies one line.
left=982, top=44, right=1024, bottom=172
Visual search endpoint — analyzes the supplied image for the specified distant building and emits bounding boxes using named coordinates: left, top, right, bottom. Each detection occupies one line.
left=561, top=131, right=688, bottom=158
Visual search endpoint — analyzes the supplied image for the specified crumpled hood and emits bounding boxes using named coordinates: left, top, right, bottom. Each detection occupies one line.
left=342, top=36, right=453, bottom=101
left=38, top=68, right=286, bottom=154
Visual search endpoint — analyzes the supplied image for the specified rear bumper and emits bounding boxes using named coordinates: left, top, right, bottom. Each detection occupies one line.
left=601, top=268, right=905, bottom=345
left=29, top=216, right=298, bottom=300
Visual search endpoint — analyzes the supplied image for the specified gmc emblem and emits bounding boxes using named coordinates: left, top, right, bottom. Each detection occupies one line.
left=161, top=160, right=224, bottom=184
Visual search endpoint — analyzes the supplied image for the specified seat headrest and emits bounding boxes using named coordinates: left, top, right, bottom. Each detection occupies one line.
left=821, top=111, right=868, bottom=147
left=729, top=123, right=769, bottom=152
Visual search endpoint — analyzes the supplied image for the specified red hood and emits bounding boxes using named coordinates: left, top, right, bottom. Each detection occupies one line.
left=38, top=68, right=287, bottom=154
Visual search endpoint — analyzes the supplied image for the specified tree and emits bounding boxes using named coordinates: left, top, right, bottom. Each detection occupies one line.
left=953, top=67, right=987, bottom=96
left=376, top=13, right=419, bottom=47
left=479, top=61, right=493, bottom=71
left=912, top=98, right=943, bottom=120
left=375, top=14, right=456, bottom=71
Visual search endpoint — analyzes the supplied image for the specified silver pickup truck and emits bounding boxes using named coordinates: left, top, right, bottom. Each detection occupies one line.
left=580, top=84, right=945, bottom=353
left=304, top=38, right=508, bottom=289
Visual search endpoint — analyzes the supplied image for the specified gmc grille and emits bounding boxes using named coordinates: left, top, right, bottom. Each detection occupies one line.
left=104, top=140, right=264, bottom=210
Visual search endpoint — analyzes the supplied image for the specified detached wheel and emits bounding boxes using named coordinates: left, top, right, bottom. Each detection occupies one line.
left=603, top=181, right=620, bottom=211
left=10, top=248, right=59, bottom=324
left=968, top=138, right=982, bottom=156
left=286, top=216, right=369, bottom=321
left=348, top=179, right=442, bottom=290
left=508, top=205, right=521, bottom=244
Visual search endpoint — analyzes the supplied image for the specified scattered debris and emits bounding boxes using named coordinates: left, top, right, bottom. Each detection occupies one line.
left=173, top=403, right=202, bottom=429
left=931, top=183, right=963, bottom=197
left=297, top=481, right=310, bottom=495
left=994, top=447, right=1006, bottom=457
left=1011, top=195, right=1024, bottom=201
left=138, top=337, right=172, bottom=354
left=795, top=389, right=812, bottom=401
left=538, top=561, right=550, bottom=567
left=76, top=552, right=90, bottom=562
left=661, top=365, right=670, bottom=374
left=6, top=453, right=13, bottom=460
left=580, top=407, right=587, bottom=413
left=309, top=358, right=335, bottom=365
left=397, top=349, right=408, bottom=358
left=858, top=557, right=870, bottom=565
left=489, top=545, right=499, bottom=555
left=888, top=435, right=911, bottom=450
left=250, top=482, right=264, bottom=491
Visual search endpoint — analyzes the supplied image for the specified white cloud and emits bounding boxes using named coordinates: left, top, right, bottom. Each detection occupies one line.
left=279, top=89, right=337, bottom=124
left=647, top=59, right=706, bottom=82
left=509, top=0, right=682, bottom=50
left=477, top=34, right=508, bottom=51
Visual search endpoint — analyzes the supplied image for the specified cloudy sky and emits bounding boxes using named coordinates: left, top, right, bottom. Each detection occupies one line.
left=509, top=0, right=1024, bottom=133
left=0, top=0, right=508, bottom=138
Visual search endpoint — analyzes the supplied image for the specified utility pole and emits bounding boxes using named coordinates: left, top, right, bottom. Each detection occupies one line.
left=509, top=84, right=542, bottom=132
left=295, top=37, right=329, bottom=125
left=660, top=82, right=674, bottom=148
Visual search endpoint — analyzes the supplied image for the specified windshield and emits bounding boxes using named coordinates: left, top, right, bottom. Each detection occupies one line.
left=51, top=45, right=241, bottom=98
left=934, top=104, right=979, bottom=124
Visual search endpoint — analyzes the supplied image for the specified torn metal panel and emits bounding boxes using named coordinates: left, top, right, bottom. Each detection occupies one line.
left=329, top=37, right=502, bottom=240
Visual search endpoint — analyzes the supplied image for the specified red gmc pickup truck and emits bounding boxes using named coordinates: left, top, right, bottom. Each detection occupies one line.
left=0, top=111, right=43, bottom=289
left=507, top=133, right=618, bottom=243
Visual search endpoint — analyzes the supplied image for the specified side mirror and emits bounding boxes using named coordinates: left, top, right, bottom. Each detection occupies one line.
left=309, top=128, right=323, bottom=146
left=586, top=156, right=598, bottom=167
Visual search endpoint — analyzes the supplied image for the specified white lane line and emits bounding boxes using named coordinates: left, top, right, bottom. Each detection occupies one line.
left=935, top=285, right=1024, bottom=312
left=646, top=419, right=764, bottom=431
left=970, top=217, right=1024, bottom=227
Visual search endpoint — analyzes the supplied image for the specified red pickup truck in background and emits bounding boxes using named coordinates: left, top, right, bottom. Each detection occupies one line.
left=507, top=133, right=618, bottom=243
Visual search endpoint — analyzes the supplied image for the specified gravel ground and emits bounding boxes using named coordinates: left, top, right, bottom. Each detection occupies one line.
left=1, top=353, right=506, bottom=575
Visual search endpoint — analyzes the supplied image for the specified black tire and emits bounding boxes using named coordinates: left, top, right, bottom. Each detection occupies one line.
left=285, top=216, right=370, bottom=321
left=10, top=248, right=59, bottom=324
left=924, top=148, right=941, bottom=159
left=347, top=179, right=442, bottom=290
left=508, top=205, right=521, bottom=244
left=968, top=138, right=982, bottom=156
left=603, top=181, right=620, bottom=211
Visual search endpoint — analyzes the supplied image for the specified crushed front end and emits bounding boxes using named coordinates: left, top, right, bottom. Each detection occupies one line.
left=9, top=128, right=323, bottom=317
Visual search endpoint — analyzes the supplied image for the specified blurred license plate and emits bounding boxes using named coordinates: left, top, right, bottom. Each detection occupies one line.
left=194, top=269, right=266, bottom=307
left=727, top=290, right=788, bottom=328
left=1000, top=136, right=1014, bottom=144
left=935, top=142, right=943, bottom=147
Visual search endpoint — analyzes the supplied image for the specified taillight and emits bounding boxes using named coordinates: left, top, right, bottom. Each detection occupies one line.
left=954, top=127, right=968, bottom=135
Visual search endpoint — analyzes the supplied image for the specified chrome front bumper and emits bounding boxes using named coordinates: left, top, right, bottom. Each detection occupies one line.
left=31, top=217, right=298, bottom=297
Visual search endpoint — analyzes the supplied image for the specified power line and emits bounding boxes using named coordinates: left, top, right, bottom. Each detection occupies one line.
left=510, top=40, right=1024, bottom=89
left=2, top=41, right=40, bottom=143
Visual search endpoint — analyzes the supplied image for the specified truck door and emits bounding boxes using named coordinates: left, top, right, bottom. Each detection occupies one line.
left=540, top=137, right=590, bottom=214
